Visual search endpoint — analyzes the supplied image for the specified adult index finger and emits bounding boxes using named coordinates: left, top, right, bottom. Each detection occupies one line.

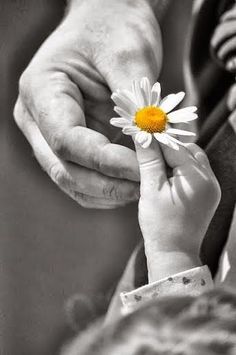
left=24, top=74, right=140, bottom=182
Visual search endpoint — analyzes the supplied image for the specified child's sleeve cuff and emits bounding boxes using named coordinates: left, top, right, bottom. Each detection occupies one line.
left=120, top=265, right=213, bottom=313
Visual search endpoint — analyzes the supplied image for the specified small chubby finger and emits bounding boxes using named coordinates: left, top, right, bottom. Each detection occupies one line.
left=211, top=22, right=236, bottom=50
left=185, top=143, right=211, bottom=169
left=217, top=36, right=236, bottom=62
left=159, top=142, right=195, bottom=169
left=220, top=8, right=236, bottom=22
left=135, top=139, right=167, bottom=193
left=185, top=144, right=221, bottom=198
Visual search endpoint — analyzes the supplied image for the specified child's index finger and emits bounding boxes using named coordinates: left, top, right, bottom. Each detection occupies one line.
left=135, top=139, right=167, bottom=192
left=159, top=142, right=196, bottom=170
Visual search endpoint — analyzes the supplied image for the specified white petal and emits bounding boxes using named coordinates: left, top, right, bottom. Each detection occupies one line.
left=168, top=107, right=198, bottom=123
left=111, top=93, right=137, bottom=115
left=135, top=131, right=147, bottom=143
left=166, top=128, right=196, bottom=136
left=110, top=117, right=131, bottom=128
left=160, top=92, right=185, bottom=113
left=151, top=82, right=161, bottom=106
left=179, top=106, right=197, bottom=113
left=132, top=80, right=144, bottom=108
left=164, top=134, right=182, bottom=150
left=167, top=134, right=187, bottom=147
left=165, top=138, right=180, bottom=150
left=169, top=106, right=197, bottom=115
left=153, top=132, right=178, bottom=150
left=122, top=125, right=140, bottom=135
left=114, top=106, right=133, bottom=120
left=121, top=89, right=137, bottom=106
left=159, top=94, right=174, bottom=108
left=140, top=77, right=151, bottom=106
left=153, top=132, right=169, bottom=145
left=154, top=133, right=179, bottom=150
left=135, top=131, right=151, bottom=148
left=168, top=113, right=198, bottom=123
left=142, top=133, right=152, bottom=148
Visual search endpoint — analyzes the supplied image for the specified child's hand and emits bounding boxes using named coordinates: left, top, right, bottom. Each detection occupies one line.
left=136, top=140, right=221, bottom=282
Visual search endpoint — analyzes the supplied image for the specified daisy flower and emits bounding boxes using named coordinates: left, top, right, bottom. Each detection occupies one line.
left=110, top=77, right=198, bottom=149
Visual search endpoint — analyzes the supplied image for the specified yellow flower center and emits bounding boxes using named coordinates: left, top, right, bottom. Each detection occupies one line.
left=135, top=106, right=167, bottom=133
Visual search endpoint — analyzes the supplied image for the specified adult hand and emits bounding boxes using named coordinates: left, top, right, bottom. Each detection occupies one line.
left=14, top=0, right=162, bottom=209
left=136, top=140, right=221, bottom=281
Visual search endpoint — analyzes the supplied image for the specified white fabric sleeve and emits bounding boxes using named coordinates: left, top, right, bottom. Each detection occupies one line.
left=215, top=205, right=236, bottom=286
left=120, top=265, right=213, bottom=314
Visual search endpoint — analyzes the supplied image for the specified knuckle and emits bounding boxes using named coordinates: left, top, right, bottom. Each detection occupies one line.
left=70, top=191, right=90, bottom=208
left=114, top=47, right=136, bottom=65
left=13, top=99, right=23, bottom=128
left=48, top=72, right=72, bottom=99
left=102, top=181, right=121, bottom=200
left=51, top=132, right=69, bottom=160
left=111, top=42, right=157, bottom=78
left=140, top=41, right=155, bottom=58
left=50, top=71, right=68, bottom=85
left=114, top=43, right=151, bottom=65
left=50, top=163, right=67, bottom=188
left=92, top=141, right=109, bottom=172
left=18, top=70, right=32, bottom=97
left=75, top=191, right=88, bottom=203
left=95, top=153, right=105, bottom=173
left=50, top=82, right=66, bottom=98
left=18, top=68, right=40, bottom=110
left=13, top=98, right=31, bottom=131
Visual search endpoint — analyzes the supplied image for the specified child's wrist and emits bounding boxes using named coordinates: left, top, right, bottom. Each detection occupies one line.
left=144, top=248, right=202, bottom=284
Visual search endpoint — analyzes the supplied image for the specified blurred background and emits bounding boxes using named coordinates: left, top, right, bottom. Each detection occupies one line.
left=0, top=1, right=193, bottom=354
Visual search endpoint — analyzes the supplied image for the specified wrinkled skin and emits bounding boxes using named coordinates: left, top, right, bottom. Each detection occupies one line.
left=14, top=0, right=163, bottom=209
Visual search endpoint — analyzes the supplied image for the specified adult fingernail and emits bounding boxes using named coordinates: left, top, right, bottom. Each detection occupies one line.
left=135, top=186, right=140, bottom=199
